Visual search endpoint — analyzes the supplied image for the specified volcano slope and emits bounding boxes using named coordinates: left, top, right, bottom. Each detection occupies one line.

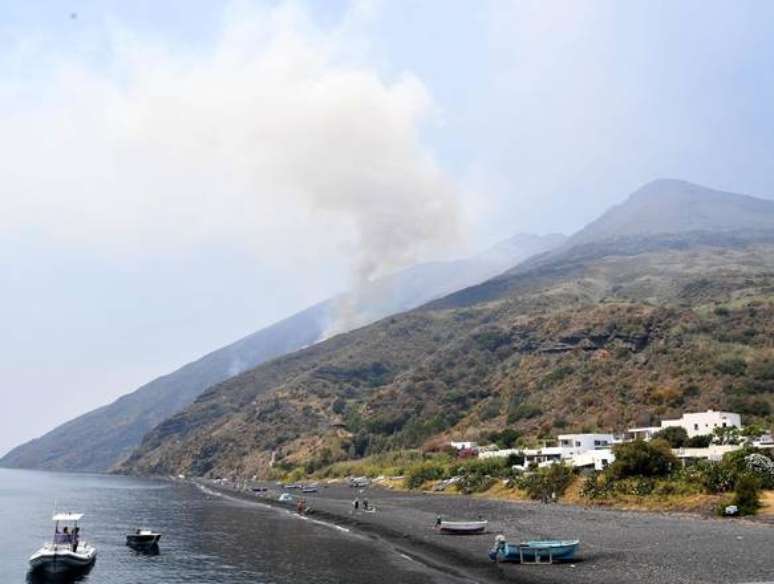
left=121, top=235, right=774, bottom=477
left=122, top=181, right=774, bottom=478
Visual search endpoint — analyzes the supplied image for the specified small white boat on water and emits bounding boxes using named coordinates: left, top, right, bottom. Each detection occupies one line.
left=437, top=518, right=488, bottom=534
left=29, top=513, right=97, bottom=574
left=126, top=529, right=162, bottom=548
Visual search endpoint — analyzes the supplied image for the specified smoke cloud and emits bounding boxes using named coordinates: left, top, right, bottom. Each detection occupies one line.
left=0, top=2, right=460, bottom=303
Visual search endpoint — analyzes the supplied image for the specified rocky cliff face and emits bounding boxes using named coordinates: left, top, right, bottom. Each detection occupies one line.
left=119, top=180, right=774, bottom=478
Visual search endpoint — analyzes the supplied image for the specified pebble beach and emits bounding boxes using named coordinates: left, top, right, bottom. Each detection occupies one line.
left=202, top=480, right=774, bottom=584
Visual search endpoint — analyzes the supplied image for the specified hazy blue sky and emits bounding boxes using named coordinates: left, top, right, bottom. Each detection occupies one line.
left=2, top=0, right=774, bottom=455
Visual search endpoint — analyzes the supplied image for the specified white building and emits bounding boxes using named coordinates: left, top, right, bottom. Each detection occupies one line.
left=478, top=447, right=521, bottom=460
left=626, top=410, right=742, bottom=440
left=662, top=410, right=741, bottom=438
left=672, top=444, right=741, bottom=463
left=558, top=433, right=615, bottom=451
left=521, top=434, right=616, bottom=467
left=450, top=441, right=479, bottom=451
left=572, top=448, right=615, bottom=471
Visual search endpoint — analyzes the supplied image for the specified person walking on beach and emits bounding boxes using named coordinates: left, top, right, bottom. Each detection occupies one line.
left=353, top=498, right=359, bottom=511
left=363, top=498, right=369, bottom=511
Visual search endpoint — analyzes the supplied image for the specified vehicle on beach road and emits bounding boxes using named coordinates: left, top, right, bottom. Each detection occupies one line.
left=29, top=513, right=97, bottom=575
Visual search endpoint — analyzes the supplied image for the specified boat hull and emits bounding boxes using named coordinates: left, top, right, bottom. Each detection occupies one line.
left=489, top=540, right=579, bottom=563
left=439, top=520, right=488, bottom=534
left=29, top=546, right=97, bottom=574
left=126, top=534, right=162, bottom=547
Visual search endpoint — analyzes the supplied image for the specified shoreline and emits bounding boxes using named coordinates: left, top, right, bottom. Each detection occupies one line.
left=198, top=478, right=774, bottom=584
left=196, top=480, right=505, bottom=584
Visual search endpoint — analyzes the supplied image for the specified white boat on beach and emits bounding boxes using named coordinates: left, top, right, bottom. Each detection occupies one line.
left=438, top=519, right=488, bottom=534
left=28, top=513, right=97, bottom=574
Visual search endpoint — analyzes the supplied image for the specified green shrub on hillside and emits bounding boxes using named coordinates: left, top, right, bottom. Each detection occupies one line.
left=489, top=428, right=521, bottom=448
left=732, top=473, right=761, bottom=515
left=609, top=439, right=677, bottom=479
left=715, top=356, right=747, bottom=376
left=653, top=426, right=689, bottom=448
left=519, top=464, right=575, bottom=500
left=744, top=453, right=774, bottom=489
left=695, top=460, right=737, bottom=493
left=507, top=403, right=542, bottom=423
left=580, top=472, right=613, bottom=499
left=686, top=434, right=712, bottom=447
left=404, top=461, right=448, bottom=489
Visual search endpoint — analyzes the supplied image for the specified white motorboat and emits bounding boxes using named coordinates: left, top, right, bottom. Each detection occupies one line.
left=29, top=513, right=97, bottom=574
left=126, top=528, right=162, bottom=548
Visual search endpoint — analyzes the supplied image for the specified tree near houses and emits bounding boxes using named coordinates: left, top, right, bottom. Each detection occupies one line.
left=609, top=439, right=678, bottom=479
left=653, top=426, right=688, bottom=448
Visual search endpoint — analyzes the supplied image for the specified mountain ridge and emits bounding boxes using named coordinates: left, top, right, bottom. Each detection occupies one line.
left=0, top=233, right=564, bottom=471
left=119, top=179, right=774, bottom=478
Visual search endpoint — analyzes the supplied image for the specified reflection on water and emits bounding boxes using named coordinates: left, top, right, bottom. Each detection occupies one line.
left=127, top=543, right=160, bottom=556
left=1, top=469, right=449, bottom=584
left=26, top=567, right=93, bottom=584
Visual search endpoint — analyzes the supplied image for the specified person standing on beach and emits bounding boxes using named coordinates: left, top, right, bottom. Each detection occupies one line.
left=353, top=498, right=359, bottom=511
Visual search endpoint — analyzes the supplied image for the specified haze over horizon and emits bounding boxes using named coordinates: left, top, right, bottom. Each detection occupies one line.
left=2, top=0, right=774, bottom=456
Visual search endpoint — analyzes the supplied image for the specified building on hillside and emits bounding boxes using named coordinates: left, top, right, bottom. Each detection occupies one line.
left=753, top=434, right=774, bottom=449
left=672, top=444, right=742, bottom=464
left=661, top=410, right=742, bottom=438
left=558, top=433, right=615, bottom=451
left=521, top=434, right=616, bottom=467
left=478, top=447, right=521, bottom=460
left=625, top=410, right=742, bottom=440
left=625, top=426, right=661, bottom=441
left=450, top=441, right=479, bottom=451
left=571, top=448, right=615, bottom=471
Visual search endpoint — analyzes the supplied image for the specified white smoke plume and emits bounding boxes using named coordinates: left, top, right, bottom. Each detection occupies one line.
left=0, top=3, right=461, bottom=330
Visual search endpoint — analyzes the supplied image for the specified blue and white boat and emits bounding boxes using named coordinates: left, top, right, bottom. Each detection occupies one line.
left=489, top=535, right=579, bottom=563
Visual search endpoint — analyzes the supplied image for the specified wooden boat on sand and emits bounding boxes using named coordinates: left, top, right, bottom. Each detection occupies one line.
left=489, top=535, right=579, bottom=563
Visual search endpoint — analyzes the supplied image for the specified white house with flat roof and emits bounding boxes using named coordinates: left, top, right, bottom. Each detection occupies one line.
left=626, top=410, right=742, bottom=440
left=572, top=448, right=615, bottom=471
left=558, top=433, right=615, bottom=451
left=521, top=433, right=616, bottom=467
left=661, top=410, right=741, bottom=438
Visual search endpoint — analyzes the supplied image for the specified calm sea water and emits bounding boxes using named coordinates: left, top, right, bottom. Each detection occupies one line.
left=0, top=469, right=450, bottom=583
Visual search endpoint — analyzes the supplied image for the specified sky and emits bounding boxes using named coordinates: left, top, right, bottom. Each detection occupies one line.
left=2, top=0, right=774, bottom=456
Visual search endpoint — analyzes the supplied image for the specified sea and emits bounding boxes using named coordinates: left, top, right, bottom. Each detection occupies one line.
left=0, top=468, right=453, bottom=583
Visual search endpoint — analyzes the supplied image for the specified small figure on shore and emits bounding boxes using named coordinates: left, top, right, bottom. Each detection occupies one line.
left=353, top=498, right=360, bottom=511
left=297, top=498, right=306, bottom=515
left=551, top=491, right=557, bottom=504
left=363, top=498, right=369, bottom=511
left=435, top=515, right=442, bottom=528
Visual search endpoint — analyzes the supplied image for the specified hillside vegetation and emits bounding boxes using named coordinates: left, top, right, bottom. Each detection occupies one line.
left=122, top=232, right=774, bottom=477
left=1, top=234, right=560, bottom=471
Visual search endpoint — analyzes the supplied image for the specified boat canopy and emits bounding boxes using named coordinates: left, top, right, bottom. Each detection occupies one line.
left=52, top=513, right=84, bottom=522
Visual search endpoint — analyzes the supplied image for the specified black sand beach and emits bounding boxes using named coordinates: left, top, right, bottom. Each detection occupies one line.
left=202, top=480, right=774, bottom=584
